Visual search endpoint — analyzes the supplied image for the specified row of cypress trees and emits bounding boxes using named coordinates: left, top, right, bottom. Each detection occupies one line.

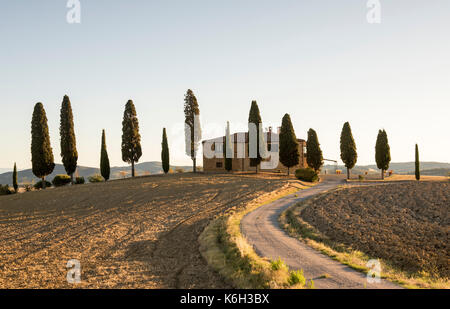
left=221, top=106, right=420, bottom=180
left=340, top=122, right=420, bottom=180
left=21, top=92, right=422, bottom=187
left=30, top=97, right=85, bottom=188
left=28, top=96, right=174, bottom=188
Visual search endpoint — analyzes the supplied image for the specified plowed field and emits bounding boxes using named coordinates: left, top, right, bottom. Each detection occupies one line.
left=300, top=182, right=449, bottom=279
left=0, top=173, right=288, bottom=288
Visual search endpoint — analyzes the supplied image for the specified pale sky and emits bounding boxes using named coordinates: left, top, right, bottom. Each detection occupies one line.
left=0, top=1, right=449, bottom=170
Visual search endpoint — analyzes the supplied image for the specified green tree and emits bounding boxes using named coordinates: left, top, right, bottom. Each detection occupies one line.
left=184, top=89, right=202, bottom=173
left=60, top=95, right=78, bottom=184
left=161, top=128, right=170, bottom=174
left=415, top=144, right=420, bottom=181
left=375, top=129, right=391, bottom=180
left=279, top=114, right=299, bottom=175
left=31, top=102, right=55, bottom=189
left=100, top=129, right=110, bottom=181
left=13, top=162, right=18, bottom=193
left=224, top=121, right=233, bottom=172
left=340, top=122, right=357, bottom=180
left=121, top=100, right=142, bottom=177
left=306, top=128, right=323, bottom=173
left=248, top=101, right=266, bottom=173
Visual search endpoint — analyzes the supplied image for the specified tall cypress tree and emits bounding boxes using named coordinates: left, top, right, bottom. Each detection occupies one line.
left=60, top=95, right=78, bottom=184
left=340, top=122, right=357, bottom=180
left=121, top=100, right=142, bottom=177
left=224, top=121, right=233, bottom=172
left=415, top=144, right=420, bottom=181
left=306, top=128, right=323, bottom=173
left=31, top=102, right=55, bottom=189
left=100, top=129, right=110, bottom=181
left=184, top=89, right=201, bottom=173
left=161, top=128, right=170, bottom=174
left=248, top=101, right=266, bottom=173
left=13, top=162, right=18, bottom=193
left=375, top=129, right=391, bottom=180
left=279, top=114, right=299, bottom=175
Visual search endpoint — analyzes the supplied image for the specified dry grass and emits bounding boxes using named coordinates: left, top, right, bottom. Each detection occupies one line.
left=0, top=173, right=290, bottom=288
left=281, top=182, right=449, bottom=289
left=199, top=179, right=316, bottom=289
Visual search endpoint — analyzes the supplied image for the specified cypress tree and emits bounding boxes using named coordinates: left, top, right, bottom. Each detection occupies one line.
left=375, top=129, right=391, bottom=180
left=248, top=101, right=266, bottom=173
left=340, top=122, right=357, bottom=180
left=306, top=128, right=323, bottom=173
left=184, top=89, right=202, bottom=173
left=100, top=129, right=110, bottom=181
left=224, top=121, right=233, bottom=172
left=279, top=114, right=299, bottom=175
left=13, top=162, right=18, bottom=193
left=415, top=144, right=420, bottom=181
left=121, top=100, right=142, bottom=177
left=161, top=128, right=170, bottom=174
left=60, top=95, right=78, bottom=184
left=31, top=102, right=55, bottom=189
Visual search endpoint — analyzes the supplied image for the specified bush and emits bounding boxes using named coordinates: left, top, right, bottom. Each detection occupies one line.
left=75, top=177, right=85, bottom=184
left=270, top=258, right=287, bottom=271
left=288, top=269, right=306, bottom=286
left=175, top=168, right=184, bottom=173
left=34, top=180, right=52, bottom=189
left=88, top=174, right=104, bottom=183
left=0, top=184, right=13, bottom=195
left=358, top=175, right=364, bottom=181
left=295, top=168, right=319, bottom=182
left=52, top=175, right=72, bottom=187
left=24, top=184, right=33, bottom=192
left=307, top=280, right=315, bottom=289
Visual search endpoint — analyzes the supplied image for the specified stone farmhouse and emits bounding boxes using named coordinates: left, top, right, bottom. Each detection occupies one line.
left=202, top=127, right=307, bottom=172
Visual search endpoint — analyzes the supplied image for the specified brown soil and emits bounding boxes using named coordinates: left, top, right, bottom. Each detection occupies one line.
left=0, top=173, right=288, bottom=288
left=300, top=182, right=449, bottom=279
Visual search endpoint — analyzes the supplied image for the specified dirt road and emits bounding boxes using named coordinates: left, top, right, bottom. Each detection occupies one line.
left=241, top=176, right=402, bottom=289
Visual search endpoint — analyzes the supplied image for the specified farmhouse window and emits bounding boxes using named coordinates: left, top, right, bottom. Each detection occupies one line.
left=215, top=143, right=223, bottom=153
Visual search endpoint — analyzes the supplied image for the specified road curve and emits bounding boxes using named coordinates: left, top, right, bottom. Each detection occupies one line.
left=241, top=177, right=401, bottom=289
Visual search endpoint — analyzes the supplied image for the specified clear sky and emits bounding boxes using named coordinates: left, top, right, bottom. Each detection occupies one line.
left=0, top=0, right=449, bottom=170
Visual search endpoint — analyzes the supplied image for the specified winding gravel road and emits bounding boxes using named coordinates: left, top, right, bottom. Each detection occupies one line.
left=241, top=176, right=402, bottom=289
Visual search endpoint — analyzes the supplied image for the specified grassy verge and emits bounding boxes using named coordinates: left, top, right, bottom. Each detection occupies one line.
left=199, top=181, right=317, bottom=289
left=279, top=191, right=449, bottom=289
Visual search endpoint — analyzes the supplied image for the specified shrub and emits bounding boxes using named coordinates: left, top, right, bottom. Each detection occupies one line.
left=0, top=184, right=13, bottom=195
left=288, top=269, right=306, bottom=286
left=75, top=177, right=85, bottom=184
left=52, top=175, right=72, bottom=187
left=295, top=168, right=319, bottom=182
left=24, top=184, right=33, bottom=192
left=88, top=174, right=104, bottom=183
left=34, top=180, right=52, bottom=189
left=175, top=168, right=184, bottom=173
left=270, top=258, right=287, bottom=271
left=358, top=175, right=364, bottom=181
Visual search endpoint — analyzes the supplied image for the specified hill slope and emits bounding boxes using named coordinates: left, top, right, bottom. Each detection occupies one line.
left=323, top=162, right=450, bottom=175
left=0, top=161, right=193, bottom=185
